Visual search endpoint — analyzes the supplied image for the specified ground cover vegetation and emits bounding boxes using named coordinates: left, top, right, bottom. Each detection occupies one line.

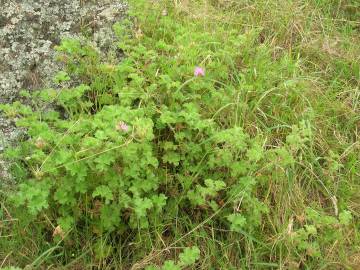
left=0, top=0, right=359, bottom=269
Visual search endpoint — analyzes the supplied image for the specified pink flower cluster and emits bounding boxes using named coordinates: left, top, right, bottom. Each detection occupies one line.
left=116, top=121, right=129, bottom=132
left=194, top=66, right=205, bottom=77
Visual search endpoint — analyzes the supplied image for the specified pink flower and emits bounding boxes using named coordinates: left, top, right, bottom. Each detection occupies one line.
left=116, top=121, right=129, bottom=132
left=194, top=66, right=205, bottom=77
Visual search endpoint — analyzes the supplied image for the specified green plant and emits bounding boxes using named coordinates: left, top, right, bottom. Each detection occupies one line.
left=145, top=246, right=200, bottom=270
left=0, top=0, right=359, bottom=268
left=289, top=208, right=353, bottom=260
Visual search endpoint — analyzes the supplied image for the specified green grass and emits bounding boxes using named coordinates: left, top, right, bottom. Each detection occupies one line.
left=0, top=0, right=359, bottom=269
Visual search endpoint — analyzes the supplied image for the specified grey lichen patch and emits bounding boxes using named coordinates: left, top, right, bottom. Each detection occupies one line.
left=0, top=0, right=127, bottom=181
